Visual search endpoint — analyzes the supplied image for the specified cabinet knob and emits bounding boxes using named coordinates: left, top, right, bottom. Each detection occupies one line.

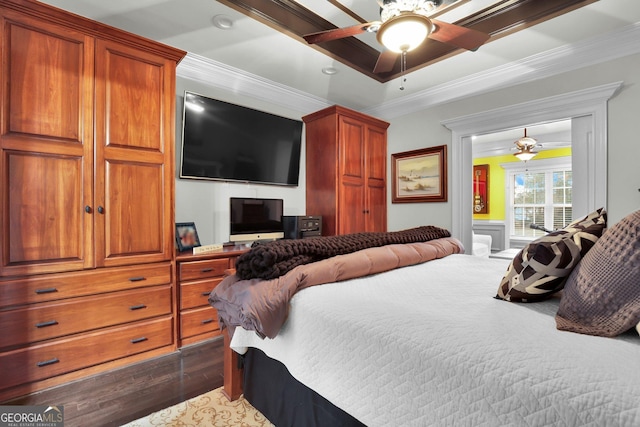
left=97, top=206, right=105, bottom=214
left=85, top=206, right=91, bottom=213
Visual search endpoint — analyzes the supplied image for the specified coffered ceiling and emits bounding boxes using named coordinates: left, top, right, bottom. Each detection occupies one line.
left=217, top=0, right=595, bottom=82
left=38, top=0, right=640, bottom=113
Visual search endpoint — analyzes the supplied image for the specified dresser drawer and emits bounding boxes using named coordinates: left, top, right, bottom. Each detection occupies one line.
left=180, top=306, right=219, bottom=339
left=0, top=316, right=173, bottom=390
left=0, top=262, right=172, bottom=309
left=179, top=258, right=229, bottom=281
left=180, top=278, right=223, bottom=310
left=0, top=285, right=172, bottom=349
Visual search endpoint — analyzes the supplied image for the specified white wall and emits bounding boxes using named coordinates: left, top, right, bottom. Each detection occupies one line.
left=174, top=77, right=306, bottom=245
left=387, top=52, right=640, bottom=231
left=175, top=53, right=640, bottom=244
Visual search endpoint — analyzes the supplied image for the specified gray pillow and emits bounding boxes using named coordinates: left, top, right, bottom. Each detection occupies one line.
left=556, top=210, right=640, bottom=337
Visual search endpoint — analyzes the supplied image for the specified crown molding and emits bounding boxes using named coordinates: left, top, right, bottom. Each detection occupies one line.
left=177, top=53, right=331, bottom=115
left=177, top=21, right=640, bottom=119
left=366, top=21, right=640, bottom=119
left=441, top=81, right=623, bottom=135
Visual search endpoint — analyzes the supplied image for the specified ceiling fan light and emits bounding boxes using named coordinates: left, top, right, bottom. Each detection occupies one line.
left=377, top=13, right=433, bottom=53
left=512, top=128, right=539, bottom=161
left=514, top=148, right=537, bottom=161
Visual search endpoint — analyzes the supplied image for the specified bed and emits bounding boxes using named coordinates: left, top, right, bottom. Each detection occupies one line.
left=210, top=210, right=640, bottom=426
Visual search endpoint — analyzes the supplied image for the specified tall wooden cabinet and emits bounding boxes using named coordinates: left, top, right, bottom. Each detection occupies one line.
left=303, top=105, right=390, bottom=235
left=0, top=0, right=185, bottom=401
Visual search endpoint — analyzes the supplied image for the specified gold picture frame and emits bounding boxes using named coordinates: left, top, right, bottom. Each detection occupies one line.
left=392, top=145, right=447, bottom=203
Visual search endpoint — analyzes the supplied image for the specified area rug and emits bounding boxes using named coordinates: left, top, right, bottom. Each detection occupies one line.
left=121, top=387, right=274, bottom=427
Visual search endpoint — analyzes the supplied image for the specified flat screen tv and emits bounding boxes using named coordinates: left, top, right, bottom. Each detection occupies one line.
left=180, top=91, right=303, bottom=186
left=229, top=197, right=284, bottom=242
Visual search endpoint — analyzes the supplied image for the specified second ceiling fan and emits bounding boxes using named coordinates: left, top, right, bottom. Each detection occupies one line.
left=303, top=0, right=490, bottom=74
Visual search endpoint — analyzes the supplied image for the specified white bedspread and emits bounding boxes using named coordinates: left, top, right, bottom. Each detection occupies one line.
left=231, top=254, right=640, bottom=426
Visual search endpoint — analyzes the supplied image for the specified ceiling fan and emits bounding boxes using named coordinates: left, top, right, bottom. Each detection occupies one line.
left=303, top=0, right=490, bottom=74
left=512, top=128, right=542, bottom=161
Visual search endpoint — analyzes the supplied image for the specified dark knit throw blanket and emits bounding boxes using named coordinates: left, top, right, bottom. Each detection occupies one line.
left=235, top=225, right=451, bottom=280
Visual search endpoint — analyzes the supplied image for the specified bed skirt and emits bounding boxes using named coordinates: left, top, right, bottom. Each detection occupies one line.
left=243, top=348, right=365, bottom=427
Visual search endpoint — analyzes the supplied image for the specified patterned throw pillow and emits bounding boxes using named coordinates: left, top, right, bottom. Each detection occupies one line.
left=496, top=208, right=607, bottom=302
left=556, top=210, right=640, bottom=337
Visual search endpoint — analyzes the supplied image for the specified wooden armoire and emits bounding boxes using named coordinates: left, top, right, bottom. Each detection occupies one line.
left=303, top=105, right=390, bottom=235
left=0, top=0, right=185, bottom=401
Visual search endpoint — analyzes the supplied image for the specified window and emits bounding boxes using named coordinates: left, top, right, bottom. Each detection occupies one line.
left=508, top=161, right=572, bottom=238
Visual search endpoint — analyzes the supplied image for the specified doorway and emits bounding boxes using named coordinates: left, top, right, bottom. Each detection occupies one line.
left=471, top=119, right=572, bottom=254
left=441, top=82, right=621, bottom=254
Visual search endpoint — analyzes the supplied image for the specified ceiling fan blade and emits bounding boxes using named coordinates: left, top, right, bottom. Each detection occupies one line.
left=429, top=20, right=490, bottom=51
left=373, top=49, right=398, bottom=74
left=303, top=22, right=374, bottom=44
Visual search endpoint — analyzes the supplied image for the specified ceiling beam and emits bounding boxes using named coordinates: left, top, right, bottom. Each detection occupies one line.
left=217, top=0, right=598, bottom=83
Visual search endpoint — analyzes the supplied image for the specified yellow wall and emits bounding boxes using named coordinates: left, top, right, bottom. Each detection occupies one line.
left=473, top=147, right=572, bottom=221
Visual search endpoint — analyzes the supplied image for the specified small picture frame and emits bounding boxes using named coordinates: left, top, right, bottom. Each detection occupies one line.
left=175, top=222, right=201, bottom=251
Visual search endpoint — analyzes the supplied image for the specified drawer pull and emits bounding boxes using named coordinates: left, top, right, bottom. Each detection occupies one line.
left=201, top=291, right=211, bottom=296
left=37, top=358, right=60, bottom=367
left=129, top=304, right=147, bottom=311
left=201, top=318, right=214, bottom=325
left=35, top=288, right=58, bottom=295
left=130, top=337, right=148, bottom=344
left=201, top=268, right=213, bottom=273
left=35, top=320, right=59, bottom=328
left=128, top=276, right=146, bottom=282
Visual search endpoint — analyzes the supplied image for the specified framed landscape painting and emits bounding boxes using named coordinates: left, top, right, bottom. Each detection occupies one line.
left=392, top=145, right=447, bottom=203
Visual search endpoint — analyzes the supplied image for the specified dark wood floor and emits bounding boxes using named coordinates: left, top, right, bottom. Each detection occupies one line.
left=3, top=337, right=224, bottom=427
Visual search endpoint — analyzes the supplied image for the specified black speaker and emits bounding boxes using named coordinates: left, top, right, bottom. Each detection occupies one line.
left=282, top=215, right=322, bottom=239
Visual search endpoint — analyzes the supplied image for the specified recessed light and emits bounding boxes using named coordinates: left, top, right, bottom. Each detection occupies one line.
left=322, top=67, right=338, bottom=75
left=212, top=15, right=233, bottom=30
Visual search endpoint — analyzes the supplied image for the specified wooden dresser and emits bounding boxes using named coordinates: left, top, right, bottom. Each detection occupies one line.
left=0, top=0, right=185, bottom=401
left=176, top=247, right=248, bottom=347
left=303, top=105, right=390, bottom=235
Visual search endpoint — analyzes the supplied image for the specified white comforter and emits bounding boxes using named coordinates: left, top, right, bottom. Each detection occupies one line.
left=231, top=254, right=640, bottom=426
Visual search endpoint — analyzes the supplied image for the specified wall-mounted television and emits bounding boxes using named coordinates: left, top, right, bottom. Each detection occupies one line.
left=180, top=91, right=303, bottom=186
left=229, top=197, right=284, bottom=242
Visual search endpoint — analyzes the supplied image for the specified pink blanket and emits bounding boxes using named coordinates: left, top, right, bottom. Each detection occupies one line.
left=209, top=237, right=464, bottom=338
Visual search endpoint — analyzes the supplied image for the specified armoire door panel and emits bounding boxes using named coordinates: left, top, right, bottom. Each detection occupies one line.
left=96, top=40, right=166, bottom=152
left=4, top=14, right=92, bottom=141
left=366, top=183, right=386, bottom=232
left=1, top=9, right=95, bottom=277
left=99, top=161, right=166, bottom=266
left=339, top=117, right=365, bottom=180
left=4, top=151, right=88, bottom=275
left=367, top=126, right=387, bottom=181
left=339, top=179, right=365, bottom=235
